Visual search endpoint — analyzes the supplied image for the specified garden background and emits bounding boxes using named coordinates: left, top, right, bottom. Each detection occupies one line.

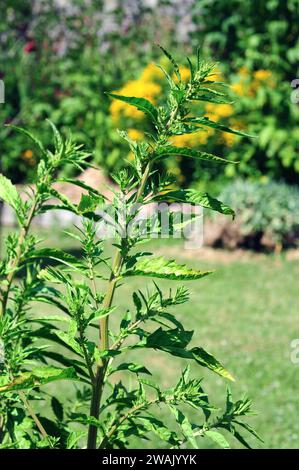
left=1, top=0, right=299, bottom=448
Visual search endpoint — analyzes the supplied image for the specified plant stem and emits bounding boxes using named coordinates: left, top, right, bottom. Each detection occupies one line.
left=0, top=198, right=38, bottom=317
left=8, top=369, right=49, bottom=442
left=19, top=391, right=49, bottom=441
left=86, top=161, right=152, bottom=449
left=135, top=161, right=152, bottom=202
left=99, top=398, right=159, bottom=449
left=79, top=331, right=95, bottom=385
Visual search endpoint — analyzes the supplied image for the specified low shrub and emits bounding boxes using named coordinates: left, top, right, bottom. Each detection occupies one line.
left=210, top=180, right=299, bottom=251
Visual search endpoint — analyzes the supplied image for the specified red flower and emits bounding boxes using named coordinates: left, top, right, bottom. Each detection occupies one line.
left=23, top=41, right=36, bottom=54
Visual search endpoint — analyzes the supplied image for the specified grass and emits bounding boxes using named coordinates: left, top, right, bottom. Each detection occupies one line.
left=112, top=244, right=299, bottom=449
left=2, top=227, right=299, bottom=448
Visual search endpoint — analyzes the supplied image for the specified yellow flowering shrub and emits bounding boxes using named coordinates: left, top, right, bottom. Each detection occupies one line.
left=253, top=69, right=273, bottom=81
left=171, top=128, right=213, bottom=147
left=110, top=61, right=275, bottom=180
left=140, top=63, right=165, bottom=82
left=127, top=128, right=144, bottom=141
left=110, top=79, right=161, bottom=121
left=231, top=67, right=275, bottom=97
left=205, top=103, right=234, bottom=120
left=172, top=66, right=191, bottom=83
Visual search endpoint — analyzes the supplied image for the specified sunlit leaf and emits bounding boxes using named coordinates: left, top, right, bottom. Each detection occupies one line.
left=191, top=347, right=235, bottom=381
left=154, top=189, right=235, bottom=217
left=0, top=367, right=78, bottom=393
left=154, top=145, right=235, bottom=164
left=0, top=174, right=23, bottom=222
left=125, top=256, right=213, bottom=280
left=107, top=93, right=158, bottom=123
left=205, top=430, right=230, bottom=448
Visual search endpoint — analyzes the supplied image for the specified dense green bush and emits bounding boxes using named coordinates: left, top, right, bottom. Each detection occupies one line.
left=219, top=180, right=299, bottom=250
left=1, top=1, right=298, bottom=189
left=194, top=0, right=299, bottom=184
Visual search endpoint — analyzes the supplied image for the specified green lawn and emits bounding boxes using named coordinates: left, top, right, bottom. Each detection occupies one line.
left=111, top=243, right=299, bottom=449
left=2, top=228, right=299, bottom=448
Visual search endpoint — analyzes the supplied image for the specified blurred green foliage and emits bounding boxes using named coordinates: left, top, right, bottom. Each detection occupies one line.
left=0, top=0, right=298, bottom=188
left=194, top=0, right=299, bottom=185
left=220, top=179, right=299, bottom=248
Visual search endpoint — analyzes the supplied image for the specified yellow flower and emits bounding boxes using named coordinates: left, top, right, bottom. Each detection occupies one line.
left=171, top=128, right=213, bottom=147
left=208, top=66, right=224, bottom=82
left=179, top=66, right=191, bottom=82
left=251, top=69, right=275, bottom=90
left=238, top=66, right=249, bottom=76
left=110, top=79, right=161, bottom=122
left=218, top=119, right=244, bottom=147
left=140, top=63, right=164, bottom=82
left=205, top=103, right=234, bottom=120
left=231, top=82, right=246, bottom=96
left=253, top=69, right=272, bottom=81
left=127, top=151, right=135, bottom=162
left=127, top=128, right=144, bottom=141
left=172, top=66, right=191, bottom=83
left=220, top=132, right=235, bottom=147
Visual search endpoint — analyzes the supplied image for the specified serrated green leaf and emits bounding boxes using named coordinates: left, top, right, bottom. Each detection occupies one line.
left=234, top=420, right=263, bottom=442
left=205, top=430, right=230, bottom=448
left=66, top=431, right=86, bottom=449
left=154, top=145, right=235, bottom=164
left=197, top=86, right=226, bottom=97
left=157, top=44, right=181, bottom=82
left=0, top=366, right=78, bottom=393
left=28, top=248, right=84, bottom=270
left=0, top=174, right=23, bottom=220
left=145, top=327, right=193, bottom=350
left=169, top=405, right=198, bottom=448
left=107, top=92, right=158, bottom=123
left=38, top=204, right=102, bottom=222
left=69, top=413, right=102, bottom=428
left=34, top=314, right=70, bottom=324
left=137, top=416, right=179, bottom=446
left=191, top=94, right=232, bottom=104
left=87, top=307, right=115, bottom=324
left=57, top=177, right=106, bottom=200
left=38, top=267, right=71, bottom=284
left=154, top=189, right=235, bottom=217
left=77, top=193, right=102, bottom=214
left=231, top=428, right=252, bottom=449
left=191, top=347, right=235, bottom=381
left=47, top=120, right=63, bottom=153
left=47, top=187, right=77, bottom=213
left=125, top=256, right=213, bottom=280
left=37, top=204, right=77, bottom=216
left=55, top=331, right=82, bottom=356
left=111, top=363, right=152, bottom=376
left=6, top=125, right=46, bottom=155
left=185, top=117, right=254, bottom=138
left=42, top=351, right=90, bottom=381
